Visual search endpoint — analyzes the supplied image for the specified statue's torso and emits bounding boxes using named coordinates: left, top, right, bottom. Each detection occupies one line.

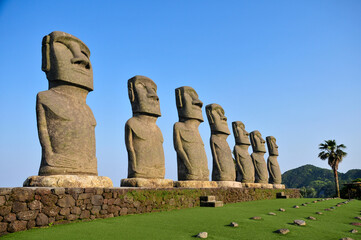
left=174, top=122, right=209, bottom=180
left=267, top=156, right=282, bottom=184
left=234, top=145, right=255, bottom=183
left=126, top=116, right=165, bottom=178
left=211, top=135, right=235, bottom=181
left=251, top=152, right=268, bottom=183
left=37, top=90, right=97, bottom=175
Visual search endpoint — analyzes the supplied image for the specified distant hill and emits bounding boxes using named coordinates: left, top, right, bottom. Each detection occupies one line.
left=282, top=164, right=361, bottom=197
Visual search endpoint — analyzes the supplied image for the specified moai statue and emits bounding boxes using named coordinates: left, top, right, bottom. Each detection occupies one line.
left=174, top=86, right=209, bottom=181
left=232, top=121, right=255, bottom=183
left=249, top=130, right=269, bottom=184
left=266, top=136, right=282, bottom=184
left=206, top=104, right=236, bottom=183
left=122, top=75, right=172, bottom=187
left=24, top=31, right=113, bottom=187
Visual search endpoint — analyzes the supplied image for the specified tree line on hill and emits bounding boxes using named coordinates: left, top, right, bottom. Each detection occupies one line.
left=282, top=164, right=361, bottom=198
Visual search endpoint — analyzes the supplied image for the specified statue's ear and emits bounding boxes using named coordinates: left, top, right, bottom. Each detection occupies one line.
left=175, top=89, right=182, bottom=108
left=207, top=109, right=214, bottom=124
left=128, top=82, right=135, bottom=102
left=41, top=35, right=50, bottom=72
left=232, top=122, right=238, bottom=137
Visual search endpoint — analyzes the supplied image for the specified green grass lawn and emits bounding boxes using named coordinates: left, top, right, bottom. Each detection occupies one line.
left=2, top=198, right=360, bottom=240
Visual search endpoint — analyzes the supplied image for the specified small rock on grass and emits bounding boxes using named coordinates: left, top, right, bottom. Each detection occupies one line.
left=340, top=238, right=354, bottom=240
left=279, top=208, right=286, bottom=212
left=302, top=203, right=307, bottom=206
left=308, top=216, right=316, bottom=220
left=350, top=229, right=358, bottom=233
left=316, top=212, right=323, bottom=215
left=330, top=207, right=335, bottom=209
left=294, top=220, right=306, bottom=226
left=268, top=212, right=276, bottom=216
left=354, top=216, right=361, bottom=220
left=251, top=216, right=262, bottom=220
left=313, top=201, right=318, bottom=203
left=276, top=228, right=290, bottom=235
left=196, top=232, right=208, bottom=238
left=293, top=205, right=300, bottom=209
left=229, top=222, right=238, bottom=227
left=324, top=208, right=332, bottom=211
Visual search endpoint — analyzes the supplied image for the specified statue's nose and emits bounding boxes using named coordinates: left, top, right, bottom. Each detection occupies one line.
left=192, top=99, right=203, bottom=107
left=71, top=57, right=91, bottom=69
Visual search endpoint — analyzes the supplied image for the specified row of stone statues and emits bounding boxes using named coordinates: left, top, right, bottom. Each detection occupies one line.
left=24, top=31, right=282, bottom=189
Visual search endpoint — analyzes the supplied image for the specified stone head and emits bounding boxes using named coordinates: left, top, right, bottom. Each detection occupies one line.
left=266, top=136, right=279, bottom=156
left=206, top=103, right=230, bottom=135
left=175, top=86, right=203, bottom=122
left=42, top=31, right=93, bottom=91
left=232, top=121, right=250, bottom=145
left=250, top=130, right=266, bottom=153
left=128, top=75, right=161, bottom=117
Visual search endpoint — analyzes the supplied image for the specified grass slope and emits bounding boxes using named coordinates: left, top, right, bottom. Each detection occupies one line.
left=2, top=198, right=360, bottom=240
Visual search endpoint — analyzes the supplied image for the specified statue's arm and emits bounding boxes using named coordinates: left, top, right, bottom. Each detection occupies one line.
left=125, top=123, right=137, bottom=170
left=233, top=149, right=245, bottom=175
left=173, top=125, right=192, bottom=171
left=267, top=158, right=276, bottom=180
left=210, top=138, right=222, bottom=172
left=36, top=95, right=52, bottom=158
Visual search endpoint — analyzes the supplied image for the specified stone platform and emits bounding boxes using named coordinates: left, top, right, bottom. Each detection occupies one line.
left=242, top=183, right=274, bottom=189
left=121, top=178, right=173, bottom=188
left=216, top=181, right=243, bottom=188
left=23, top=175, right=113, bottom=188
left=173, top=180, right=218, bottom=188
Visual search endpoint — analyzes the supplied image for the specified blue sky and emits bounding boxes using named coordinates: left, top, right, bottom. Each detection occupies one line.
left=0, top=0, right=360, bottom=187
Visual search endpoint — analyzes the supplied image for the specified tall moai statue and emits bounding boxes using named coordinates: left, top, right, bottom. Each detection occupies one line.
left=266, top=136, right=282, bottom=184
left=121, top=75, right=173, bottom=188
left=249, top=130, right=269, bottom=184
left=24, top=31, right=113, bottom=187
left=232, top=121, right=255, bottom=183
left=206, top=104, right=241, bottom=187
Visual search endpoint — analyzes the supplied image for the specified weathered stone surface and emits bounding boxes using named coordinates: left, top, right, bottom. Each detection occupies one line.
left=57, top=195, right=75, bottom=208
left=71, top=206, right=81, bottom=215
left=229, top=222, right=238, bottom=227
left=173, top=181, right=218, bottom=188
left=273, top=184, right=285, bottom=189
left=11, top=188, right=35, bottom=202
left=80, top=210, right=90, bottom=219
left=27, top=220, right=36, bottom=229
left=206, top=104, right=235, bottom=181
left=350, top=222, right=361, bottom=226
left=24, top=175, right=113, bottom=188
left=350, top=229, right=358, bottom=233
left=121, top=178, right=173, bottom=188
left=216, top=181, right=243, bottom=188
left=293, top=205, right=299, bottom=208
left=276, top=228, right=289, bottom=234
left=0, top=188, right=12, bottom=196
left=294, top=220, right=306, bottom=226
left=67, top=214, right=78, bottom=221
left=266, top=136, right=282, bottom=184
left=174, top=86, right=209, bottom=181
left=16, top=210, right=38, bottom=220
left=36, top=213, right=48, bottom=226
left=316, top=212, right=323, bottom=215
left=42, top=206, right=60, bottom=217
left=339, top=238, right=354, bottom=240
left=4, top=213, right=16, bottom=222
left=196, top=232, right=208, bottom=238
left=125, top=75, right=165, bottom=180
left=0, top=196, right=5, bottom=206
left=52, top=188, right=66, bottom=195
left=8, top=220, right=27, bottom=233
left=308, top=216, right=316, bottom=220
left=0, top=222, right=8, bottom=233
left=0, top=206, right=11, bottom=216
left=354, top=216, right=361, bottom=220
left=279, top=208, right=286, bottom=212
left=268, top=212, right=276, bottom=215
left=12, top=202, right=27, bottom=213
left=28, top=200, right=42, bottom=210
left=302, top=203, right=307, bottom=206
left=91, top=206, right=101, bottom=215
left=232, top=121, right=255, bottom=183
left=251, top=216, right=262, bottom=220
left=250, top=131, right=268, bottom=184
left=91, top=195, right=103, bottom=206
left=59, top=207, right=70, bottom=216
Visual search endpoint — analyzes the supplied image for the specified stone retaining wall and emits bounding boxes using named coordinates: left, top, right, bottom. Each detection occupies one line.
left=0, top=187, right=300, bottom=236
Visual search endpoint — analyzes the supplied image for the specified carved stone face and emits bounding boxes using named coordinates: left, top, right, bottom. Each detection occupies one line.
left=128, top=75, right=161, bottom=117
left=206, top=104, right=230, bottom=135
left=250, top=130, right=266, bottom=153
left=232, top=121, right=250, bottom=145
left=266, top=136, right=279, bottom=156
left=42, top=31, right=93, bottom=91
left=175, top=86, right=203, bottom=122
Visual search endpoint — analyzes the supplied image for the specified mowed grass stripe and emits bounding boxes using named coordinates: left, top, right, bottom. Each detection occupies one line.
left=2, top=198, right=360, bottom=240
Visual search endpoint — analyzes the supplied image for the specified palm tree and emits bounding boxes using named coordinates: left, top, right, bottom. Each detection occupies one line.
left=318, top=140, right=347, bottom=198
